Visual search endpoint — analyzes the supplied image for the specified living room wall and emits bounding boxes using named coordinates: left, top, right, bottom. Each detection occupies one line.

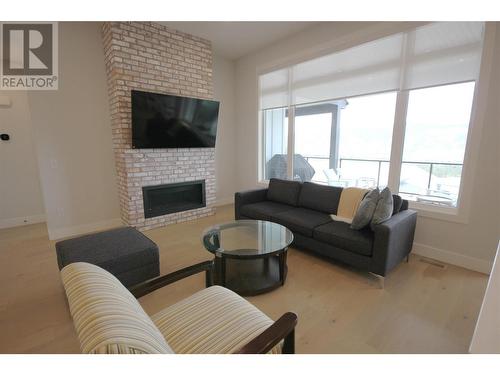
left=0, top=91, right=45, bottom=229
left=213, top=53, right=237, bottom=205
left=19, top=22, right=236, bottom=239
left=234, top=21, right=500, bottom=272
left=28, top=22, right=122, bottom=239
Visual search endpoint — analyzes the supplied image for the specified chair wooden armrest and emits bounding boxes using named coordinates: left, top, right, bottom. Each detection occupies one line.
left=235, top=312, right=298, bottom=354
left=130, top=260, right=214, bottom=298
left=130, top=262, right=297, bottom=354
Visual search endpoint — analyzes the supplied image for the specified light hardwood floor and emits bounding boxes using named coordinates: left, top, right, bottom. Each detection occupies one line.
left=0, top=205, right=488, bottom=353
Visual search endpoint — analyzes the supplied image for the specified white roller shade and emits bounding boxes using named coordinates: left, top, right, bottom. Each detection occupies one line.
left=402, top=22, right=484, bottom=90
left=259, top=69, right=289, bottom=110
left=258, top=22, right=484, bottom=110
left=291, top=33, right=403, bottom=106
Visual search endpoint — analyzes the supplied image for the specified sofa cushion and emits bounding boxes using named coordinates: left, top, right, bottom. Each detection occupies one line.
left=401, top=199, right=409, bottom=211
left=152, top=285, right=281, bottom=354
left=267, top=178, right=302, bottom=206
left=272, top=207, right=332, bottom=237
left=298, top=182, right=343, bottom=214
left=313, top=221, right=374, bottom=256
left=371, top=187, right=394, bottom=230
left=392, top=195, right=403, bottom=215
left=61, top=262, right=173, bottom=354
left=351, top=188, right=379, bottom=230
left=240, top=201, right=294, bottom=221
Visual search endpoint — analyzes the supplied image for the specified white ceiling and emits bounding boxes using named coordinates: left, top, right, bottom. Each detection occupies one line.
left=158, top=22, right=318, bottom=60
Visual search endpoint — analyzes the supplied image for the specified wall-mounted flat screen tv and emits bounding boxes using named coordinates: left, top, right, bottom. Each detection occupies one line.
left=132, top=90, right=219, bottom=149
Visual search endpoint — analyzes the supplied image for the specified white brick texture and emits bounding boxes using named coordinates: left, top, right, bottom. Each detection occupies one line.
left=102, top=22, right=216, bottom=230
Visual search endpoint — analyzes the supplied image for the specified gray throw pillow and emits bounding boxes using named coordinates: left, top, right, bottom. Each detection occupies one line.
left=350, top=188, right=379, bottom=230
left=370, top=187, right=394, bottom=230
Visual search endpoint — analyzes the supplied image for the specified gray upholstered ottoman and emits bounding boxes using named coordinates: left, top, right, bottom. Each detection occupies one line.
left=55, top=227, right=160, bottom=288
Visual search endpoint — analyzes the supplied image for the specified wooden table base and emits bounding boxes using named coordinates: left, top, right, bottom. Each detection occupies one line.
left=214, top=252, right=288, bottom=296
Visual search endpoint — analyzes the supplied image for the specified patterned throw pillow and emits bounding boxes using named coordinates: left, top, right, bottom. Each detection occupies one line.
left=350, top=188, right=380, bottom=230
left=370, top=187, right=394, bottom=230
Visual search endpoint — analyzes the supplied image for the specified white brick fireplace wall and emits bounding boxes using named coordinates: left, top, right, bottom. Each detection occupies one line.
left=102, top=22, right=216, bottom=230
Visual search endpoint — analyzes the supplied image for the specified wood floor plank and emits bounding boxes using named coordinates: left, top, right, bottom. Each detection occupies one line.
left=0, top=204, right=488, bottom=353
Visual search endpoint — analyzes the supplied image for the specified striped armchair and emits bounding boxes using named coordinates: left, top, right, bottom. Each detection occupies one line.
left=61, top=262, right=297, bottom=354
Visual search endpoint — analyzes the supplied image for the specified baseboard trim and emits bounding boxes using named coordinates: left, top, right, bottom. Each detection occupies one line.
left=48, top=218, right=123, bottom=241
left=0, top=214, right=46, bottom=229
left=412, top=242, right=493, bottom=275
left=214, top=196, right=234, bottom=207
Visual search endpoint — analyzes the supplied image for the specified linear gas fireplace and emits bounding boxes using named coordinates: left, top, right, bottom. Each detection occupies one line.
left=142, top=180, right=206, bottom=219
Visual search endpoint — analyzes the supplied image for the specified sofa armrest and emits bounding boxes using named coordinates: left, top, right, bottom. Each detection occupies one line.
left=371, top=209, right=417, bottom=276
left=234, top=188, right=268, bottom=219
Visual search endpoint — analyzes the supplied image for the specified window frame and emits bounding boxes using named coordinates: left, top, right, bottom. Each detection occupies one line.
left=389, top=82, right=476, bottom=215
left=257, top=23, right=495, bottom=223
left=293, top=103, right=339, bottom=183
left=259, top=84, right=477, bottom=216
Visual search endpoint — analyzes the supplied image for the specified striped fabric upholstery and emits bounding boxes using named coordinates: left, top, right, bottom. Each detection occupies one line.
left=61, top=262, right=173, bottom=354
left=61, top=263, right=281, bottom=354
left=152, top=286, right=282, bottom=354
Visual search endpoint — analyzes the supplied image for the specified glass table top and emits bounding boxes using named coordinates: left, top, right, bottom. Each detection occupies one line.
left=202, top=220, right=294, bottom=258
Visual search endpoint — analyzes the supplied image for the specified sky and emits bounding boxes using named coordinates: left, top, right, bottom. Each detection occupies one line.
left=294, top=81, right=475, bottom=164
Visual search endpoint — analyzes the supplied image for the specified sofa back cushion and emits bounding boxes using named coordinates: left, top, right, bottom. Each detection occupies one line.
left=392, top=195, right=403, bottom=215
left=61, top=262, right=174, bottom=354
left=298, top=182, right=343, bottom=214
left=400, top=198, right=409, bottom=211
left=267, top=178, right=302, bottom=206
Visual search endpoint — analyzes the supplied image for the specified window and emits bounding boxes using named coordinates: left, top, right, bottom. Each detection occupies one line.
left=258, top=22, right=484, bottom=212
left=337, top=92, right=396, bottom=188
left=293, top=103, right=336, bottom=183
left=290, top=92, right=396, bottom=187
left=262, top=107, right=288, bottom=180
left=399, top=82, right=475, bottom=207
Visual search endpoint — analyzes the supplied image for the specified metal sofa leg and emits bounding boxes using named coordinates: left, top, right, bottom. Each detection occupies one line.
left=369, top=272, right=385, bottom=289
left=406, top=255, right=410, bottom=263
left=378, top=275, right=385, bottom=289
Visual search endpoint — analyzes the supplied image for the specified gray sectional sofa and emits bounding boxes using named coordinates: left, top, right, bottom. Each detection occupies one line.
left=235, top=178, right=417, bottom=283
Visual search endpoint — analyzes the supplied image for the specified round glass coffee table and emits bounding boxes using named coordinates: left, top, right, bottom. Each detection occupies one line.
left=202, top=220, right=293, bottom=296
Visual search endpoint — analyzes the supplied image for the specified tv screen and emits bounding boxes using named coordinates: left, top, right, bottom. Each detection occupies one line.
left=131, top=90, right=219, bottom=149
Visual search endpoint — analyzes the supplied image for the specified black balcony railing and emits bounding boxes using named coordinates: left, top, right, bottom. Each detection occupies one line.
left=302, top=156, right=462, bottom=197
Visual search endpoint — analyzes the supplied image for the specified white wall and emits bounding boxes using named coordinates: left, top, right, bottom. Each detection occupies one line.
left=234, top=21, right=500, bottom=272
left=213, top=53, right=237, bottom=205
left=0, top=24, right=258, bottom=234
left=3, top=23, right=237, bottom=238
left=0, top=91, right=45, bottom=228
left=28, top=22, right=121, bottom=239
left=234, top=21, right=420, bottom=191
left=412, top=26, right=500, bottom=271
